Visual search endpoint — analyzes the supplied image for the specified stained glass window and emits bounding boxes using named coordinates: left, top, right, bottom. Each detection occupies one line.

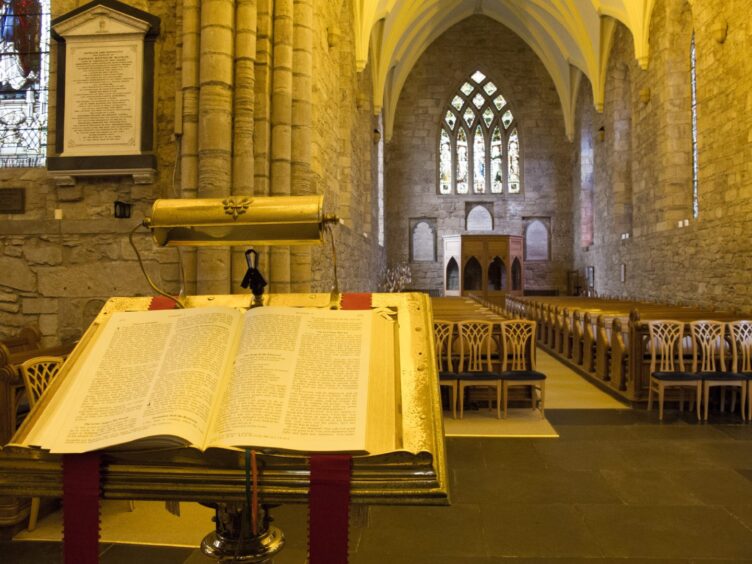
left=436, top=70, right=521, bottom=195
left=508, top=128, right=520, bottom=193
left=490, top=127, right=502, bottom=193
left=690, top=32, right=698, bottom=218
left=456, top=128, right=468, bottom=194
left=0, top=0, right=49, bottom=167
left=473, top=125, right=485, bottom=193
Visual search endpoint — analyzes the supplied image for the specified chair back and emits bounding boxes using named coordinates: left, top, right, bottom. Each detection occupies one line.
left=499, top=319, right=536, bottom=371
left=729, top=320, right=752, bottom=373
left=433, top=320, right=454, bottom=373
left=689, top=320, right=726, bottom=373
left=647, top=320, right=686, bottom=373
left=20, top=356, right=64, bottom=407
left=456, top=321, right=493, bottom=373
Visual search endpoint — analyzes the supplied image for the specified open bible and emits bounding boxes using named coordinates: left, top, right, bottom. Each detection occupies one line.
left=21, top=306, right=398, bottom=455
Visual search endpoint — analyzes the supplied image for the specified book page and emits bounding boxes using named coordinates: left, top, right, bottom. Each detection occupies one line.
left=208, top=307, right=375, bottom=452
left=34, top=307, right=241, bottom=453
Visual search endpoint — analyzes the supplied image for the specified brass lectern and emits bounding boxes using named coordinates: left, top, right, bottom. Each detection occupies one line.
left=0, top=196, right=448, bottom=562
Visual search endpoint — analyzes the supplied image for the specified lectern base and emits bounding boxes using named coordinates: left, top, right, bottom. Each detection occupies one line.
left=200, top=502, right=285, bottom=563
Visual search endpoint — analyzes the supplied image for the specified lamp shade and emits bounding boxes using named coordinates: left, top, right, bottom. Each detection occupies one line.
left=144, top=195, right=327, bottom=247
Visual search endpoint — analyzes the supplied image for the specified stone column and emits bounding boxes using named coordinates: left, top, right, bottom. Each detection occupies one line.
left=197, top=0, right=235, bottom=294
left=252, top=0, right=273, bottom=281
left=179, top=0, right=201, bottom=295
left=231, top=0, right=258, bottom=289
left=290, top=0, right=313, bottom=292
left=269, top=0, right=294, bottom=292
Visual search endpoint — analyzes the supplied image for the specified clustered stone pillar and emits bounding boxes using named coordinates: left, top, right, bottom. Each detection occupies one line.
left=269, top=0, right=293, bottom=293
left=290, top=0, right=313, bottom=292
left=197, top=0, right=235, bottom=294
left=178, top=0, right=316, bottom=295
left=231, top=0, right=258, bottom=289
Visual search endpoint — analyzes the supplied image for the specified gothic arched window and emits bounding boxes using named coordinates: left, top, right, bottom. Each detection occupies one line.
left=0, top=0, right=50, bottom=168
left=438, top=70, right=521, bottom=195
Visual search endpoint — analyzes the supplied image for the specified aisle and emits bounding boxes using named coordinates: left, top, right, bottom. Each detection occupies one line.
left=536, top=348, right=627, bottom=409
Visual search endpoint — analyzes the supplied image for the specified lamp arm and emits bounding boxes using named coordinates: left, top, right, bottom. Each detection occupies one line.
left=129, top=223, right=185, bottom=309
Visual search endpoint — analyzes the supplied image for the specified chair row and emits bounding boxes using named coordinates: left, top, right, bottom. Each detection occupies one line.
left=433, top=319, right=546, bottom=419
left=647, top=320, right=751, bottom=421
left=503, top=295, right=751, bottom=410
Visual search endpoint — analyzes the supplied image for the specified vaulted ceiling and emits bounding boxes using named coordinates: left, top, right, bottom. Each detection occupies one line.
left=354, top=0, right=657, bottom=141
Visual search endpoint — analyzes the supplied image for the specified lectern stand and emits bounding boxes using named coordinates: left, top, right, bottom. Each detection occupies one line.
left=0, top=292, right=448, bottom=562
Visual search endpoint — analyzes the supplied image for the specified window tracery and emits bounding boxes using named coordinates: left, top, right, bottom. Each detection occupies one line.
left=438, top=70, right=520, bottom=195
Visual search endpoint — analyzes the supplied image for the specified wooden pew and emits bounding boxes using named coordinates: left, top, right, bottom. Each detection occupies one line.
left=503, top=295, right=749, bottom=403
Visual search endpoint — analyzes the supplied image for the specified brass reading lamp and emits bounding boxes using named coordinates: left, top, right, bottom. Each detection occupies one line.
left=131, top=194, right=340, bottom=308
left=131, top=194, right=340, bottom=561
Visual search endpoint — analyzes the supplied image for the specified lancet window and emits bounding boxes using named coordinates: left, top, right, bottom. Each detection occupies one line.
left=0, top=0, right=49, bottom=168
left=690, top=32, right=698, bottom=218
left=438, top=70, right=521, bottom=195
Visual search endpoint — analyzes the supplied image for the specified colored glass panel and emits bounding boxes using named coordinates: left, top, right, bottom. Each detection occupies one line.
left=460, top=82, right=474, bottom=96
left=472, top=93, right=484, bottom=109
left=482, top=107, right=494, bottom=127
left=508, top=128, right=520, bottom=193
left=0, top=0, right=49, bottom=167
left=502, top=110, right=513, bottom=128
left=483, top=81, right=497, bottom=96
left=493, top=94, right=506, bottom=110
left=439, top=128, right=452, bottom=194
left=445, top=110, right=456, bottom=129
left=463, top=107, right=475, bottom=127
left=451, top=95, right=464, bottom=111
left=473, top=125, right=485, bottom=193
left=471, top=70, right=486, bottom=83
left=490, top=127, right=502, bottom=193
left=456, top=128, right=468, bottom=194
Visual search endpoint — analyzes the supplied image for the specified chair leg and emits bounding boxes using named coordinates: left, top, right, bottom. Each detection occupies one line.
left=28, top=497, right=40, bottom=531
left=451, top=386, right=457, bottom=419
left=704, top=382, right=710, bottom=421
left=502, top=382, right=508, bottom=419
left=495, top=385, right=501, bottom=419
left=740, top=384, right=746, bottom=422
left=658, top=384, right=665, bottom=420
left=128, top=500, right=136, bottom=511
left=647, top=381, right=654, bottom=411
left=679, top=388, right=684, bottom=412
left=459, top=383, right=465, bottom=419
left=696, top=383, right=702, bottom=421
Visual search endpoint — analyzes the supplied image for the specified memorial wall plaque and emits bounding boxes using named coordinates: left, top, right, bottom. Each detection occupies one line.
left=0, top=189, right=25, bottom=214
left=47, top=0, right=160, bottom=185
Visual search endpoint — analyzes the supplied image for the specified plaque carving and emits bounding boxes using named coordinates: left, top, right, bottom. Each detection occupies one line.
left=47, top=0, right=160, bottom=184
left=0, top=189, right=26, bottom=214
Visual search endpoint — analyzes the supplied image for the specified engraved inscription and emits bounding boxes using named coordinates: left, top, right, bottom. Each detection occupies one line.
left=66, top=44, right=139, bottom=151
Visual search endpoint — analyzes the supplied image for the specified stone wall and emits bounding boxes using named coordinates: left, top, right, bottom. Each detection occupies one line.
left=572, top=0, right=752, bottom=313
left=0, top=0, right=382, bottom=345
left=385, top=15, right=573, bottom=294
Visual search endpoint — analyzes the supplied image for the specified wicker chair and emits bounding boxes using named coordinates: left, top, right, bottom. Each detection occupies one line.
left=434, top=320, right=458, bottom=418
left=498, top=320, right=546, bottom=418
left=19, top=356, right=64, bottom=531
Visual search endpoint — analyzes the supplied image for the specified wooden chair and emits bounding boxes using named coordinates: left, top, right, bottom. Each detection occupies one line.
left=19, top=356, right=64, bottom=531
left=457, top=321, right=500, bottom=419
left=498, top=320, right=546, bottom=418
left=646, top=320, right=700, bottom=421
left=434, top=320, right=457, bottom=419
left=728, top=320, right=752, bottom=421
left=690, top=320, right=746, bottom=421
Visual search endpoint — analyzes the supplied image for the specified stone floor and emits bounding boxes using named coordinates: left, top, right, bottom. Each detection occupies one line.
left=4, top=408, right=752, bottom=563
